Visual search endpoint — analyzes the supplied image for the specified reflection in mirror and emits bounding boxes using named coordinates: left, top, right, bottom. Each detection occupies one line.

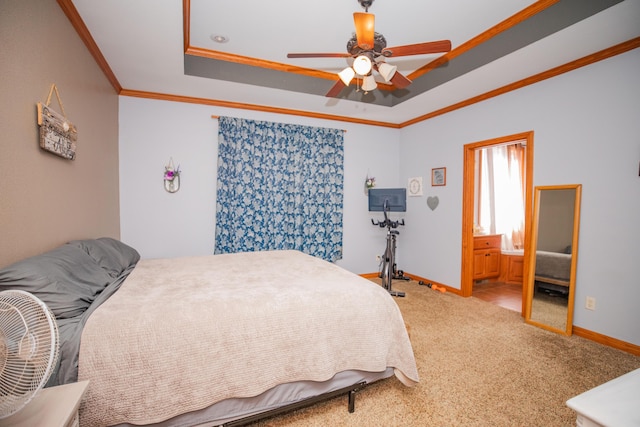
left=525, top=185, right=581, bottom=335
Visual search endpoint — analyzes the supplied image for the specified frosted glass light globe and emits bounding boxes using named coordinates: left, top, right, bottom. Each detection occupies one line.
left=353, top=55, right=372, bottom=75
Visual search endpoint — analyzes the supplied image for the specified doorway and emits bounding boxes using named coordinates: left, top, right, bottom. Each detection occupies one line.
left=460, top=132, right=534, bottom=314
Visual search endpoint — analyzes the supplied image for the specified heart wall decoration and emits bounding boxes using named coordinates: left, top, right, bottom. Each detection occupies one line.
left=427, top=196, right=439, bottom=211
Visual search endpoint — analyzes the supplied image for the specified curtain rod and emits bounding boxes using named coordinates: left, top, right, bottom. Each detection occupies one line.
left=210, top=115, right=346, bottom=132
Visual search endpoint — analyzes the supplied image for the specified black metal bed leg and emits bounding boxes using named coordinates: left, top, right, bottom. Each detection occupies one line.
left=348, top=388, right=356, bottom=413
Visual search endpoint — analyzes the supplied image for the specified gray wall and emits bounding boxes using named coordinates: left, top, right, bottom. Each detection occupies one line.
left=398, top=49, right=640, bottom=345
left=0, top=0, right=120, bottom=267
left=117, top=97, right=402, bottom=274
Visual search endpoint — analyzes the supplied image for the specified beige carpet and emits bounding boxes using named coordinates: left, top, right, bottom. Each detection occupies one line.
left=252, top=279, right=640, bottom=426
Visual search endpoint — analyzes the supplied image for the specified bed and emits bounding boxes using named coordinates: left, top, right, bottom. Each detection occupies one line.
left=0, top=238, right=418, bottom=426
left=534, top=249, right=572, bottom=293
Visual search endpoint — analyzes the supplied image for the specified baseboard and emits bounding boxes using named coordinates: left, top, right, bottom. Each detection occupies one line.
left=360, top=272, right=458, bottom=294
left=402, top=273, right=461, bottom=295
left=359, top=271, right=640, bottom=356
left=573, top=326, right=640, bottom=357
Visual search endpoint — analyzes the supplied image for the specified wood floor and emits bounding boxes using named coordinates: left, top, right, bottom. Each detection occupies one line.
left=472, top=281, right=523, bottom=313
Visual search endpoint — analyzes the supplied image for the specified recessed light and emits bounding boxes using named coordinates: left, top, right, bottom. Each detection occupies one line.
left=210, top=34, right=229, bottom=43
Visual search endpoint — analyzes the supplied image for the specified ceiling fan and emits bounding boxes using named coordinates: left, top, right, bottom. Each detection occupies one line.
left=287, top=0, right=452, bottom=97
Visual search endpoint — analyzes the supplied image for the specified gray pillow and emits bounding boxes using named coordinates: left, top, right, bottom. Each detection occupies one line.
left=0, top=244, right=114, bottom=319
left=68, top=237, right=140, bottom=278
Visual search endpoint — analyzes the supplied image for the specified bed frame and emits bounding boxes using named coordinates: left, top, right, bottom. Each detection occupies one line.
left=221, top=381, right=367, bottom=426
left=534, top=250, right=571, bottom=294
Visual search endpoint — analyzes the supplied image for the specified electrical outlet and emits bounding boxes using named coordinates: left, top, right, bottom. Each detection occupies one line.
left=376, top=255, right=381, bottom=263
left=585, top=296, right=596, bottom=311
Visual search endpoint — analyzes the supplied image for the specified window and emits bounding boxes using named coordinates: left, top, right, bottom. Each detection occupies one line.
left=477, top=142, right=526, bottom=250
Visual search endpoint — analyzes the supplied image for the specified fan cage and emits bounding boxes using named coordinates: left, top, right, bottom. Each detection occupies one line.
left=0, top=290, right=60, bottom=418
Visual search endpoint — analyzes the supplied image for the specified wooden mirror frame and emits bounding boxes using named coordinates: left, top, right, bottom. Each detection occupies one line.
left=524, top=184, right=582, bottom=335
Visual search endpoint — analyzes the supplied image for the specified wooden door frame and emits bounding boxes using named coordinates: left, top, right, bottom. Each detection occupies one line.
left=460, top=131, right=534, bottom=314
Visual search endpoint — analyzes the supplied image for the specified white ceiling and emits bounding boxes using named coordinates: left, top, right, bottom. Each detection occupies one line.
left=70, top=0, right=639, bottom=126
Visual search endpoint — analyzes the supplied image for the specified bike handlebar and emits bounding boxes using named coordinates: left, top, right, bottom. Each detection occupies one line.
left=371, top=218, right=405, bottom=229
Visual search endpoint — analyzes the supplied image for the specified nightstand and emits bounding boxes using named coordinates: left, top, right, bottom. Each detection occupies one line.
left=566, top=368, right=640, bottom=427
left=0, top=380, right=89, bottom=427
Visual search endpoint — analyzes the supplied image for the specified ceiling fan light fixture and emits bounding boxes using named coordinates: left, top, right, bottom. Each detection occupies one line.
left=377, top=62, right=397, bottom=82
left=288, top=0, right=451, bottom=98
left=353, top=55, right=372, bottom=76
left=353, top=12, right=375, bottom=49
left=362, top=74, right=377, bottom=92
left=338, top=67, right=356, bottom=86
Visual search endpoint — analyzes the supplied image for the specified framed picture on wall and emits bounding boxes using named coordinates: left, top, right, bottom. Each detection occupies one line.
left=432, top=167, right=446, bottom=186
left=408, top=177, right=423, bottom=197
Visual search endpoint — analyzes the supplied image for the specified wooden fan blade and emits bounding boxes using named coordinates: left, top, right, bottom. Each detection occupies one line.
left=287, top=53, right=351, bottom=59
left=353, top=12, right=375, bottom=49
left=326, top=80, right=346, bottom=97
left=390, top=71, right=412, bottom=89
left=382, top=40, right=452, bottom=57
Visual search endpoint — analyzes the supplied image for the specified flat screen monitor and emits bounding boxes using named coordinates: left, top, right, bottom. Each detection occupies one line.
left=368, top=188, right=407, bottom=212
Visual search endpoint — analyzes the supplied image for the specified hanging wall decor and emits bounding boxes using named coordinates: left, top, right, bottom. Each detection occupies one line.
left=164, top=158, right=181, bottom=193
left=36, top=84, right=77, bottom=160
left=431, top=167, right=446, bottom=186
left=408, top=177, right=423, bottom=196
left=427, top=196, right=440, bottom=211
left=364, top=173, right=376, bottom=195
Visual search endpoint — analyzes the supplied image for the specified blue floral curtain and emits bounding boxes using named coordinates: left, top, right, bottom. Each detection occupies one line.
left=215, top=117, right=344, bottom=261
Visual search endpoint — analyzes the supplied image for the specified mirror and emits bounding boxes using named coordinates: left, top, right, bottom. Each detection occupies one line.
left=525, top=184, right=581, bottom=335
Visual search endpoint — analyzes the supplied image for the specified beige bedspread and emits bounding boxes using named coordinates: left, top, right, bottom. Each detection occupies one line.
left=78, top=250, right=418, bottom=426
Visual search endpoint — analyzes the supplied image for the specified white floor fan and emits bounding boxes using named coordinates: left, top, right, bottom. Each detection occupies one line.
left=0, top=290, right=60, bottom=418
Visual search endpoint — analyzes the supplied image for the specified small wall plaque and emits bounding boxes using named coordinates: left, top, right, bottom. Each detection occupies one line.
left=408, top=177, right=423, bottom=196
left=37, top=84, right=77, bottom=160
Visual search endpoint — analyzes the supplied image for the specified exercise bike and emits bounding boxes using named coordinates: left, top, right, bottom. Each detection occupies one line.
left=371, top=200, right=409, bottom=297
